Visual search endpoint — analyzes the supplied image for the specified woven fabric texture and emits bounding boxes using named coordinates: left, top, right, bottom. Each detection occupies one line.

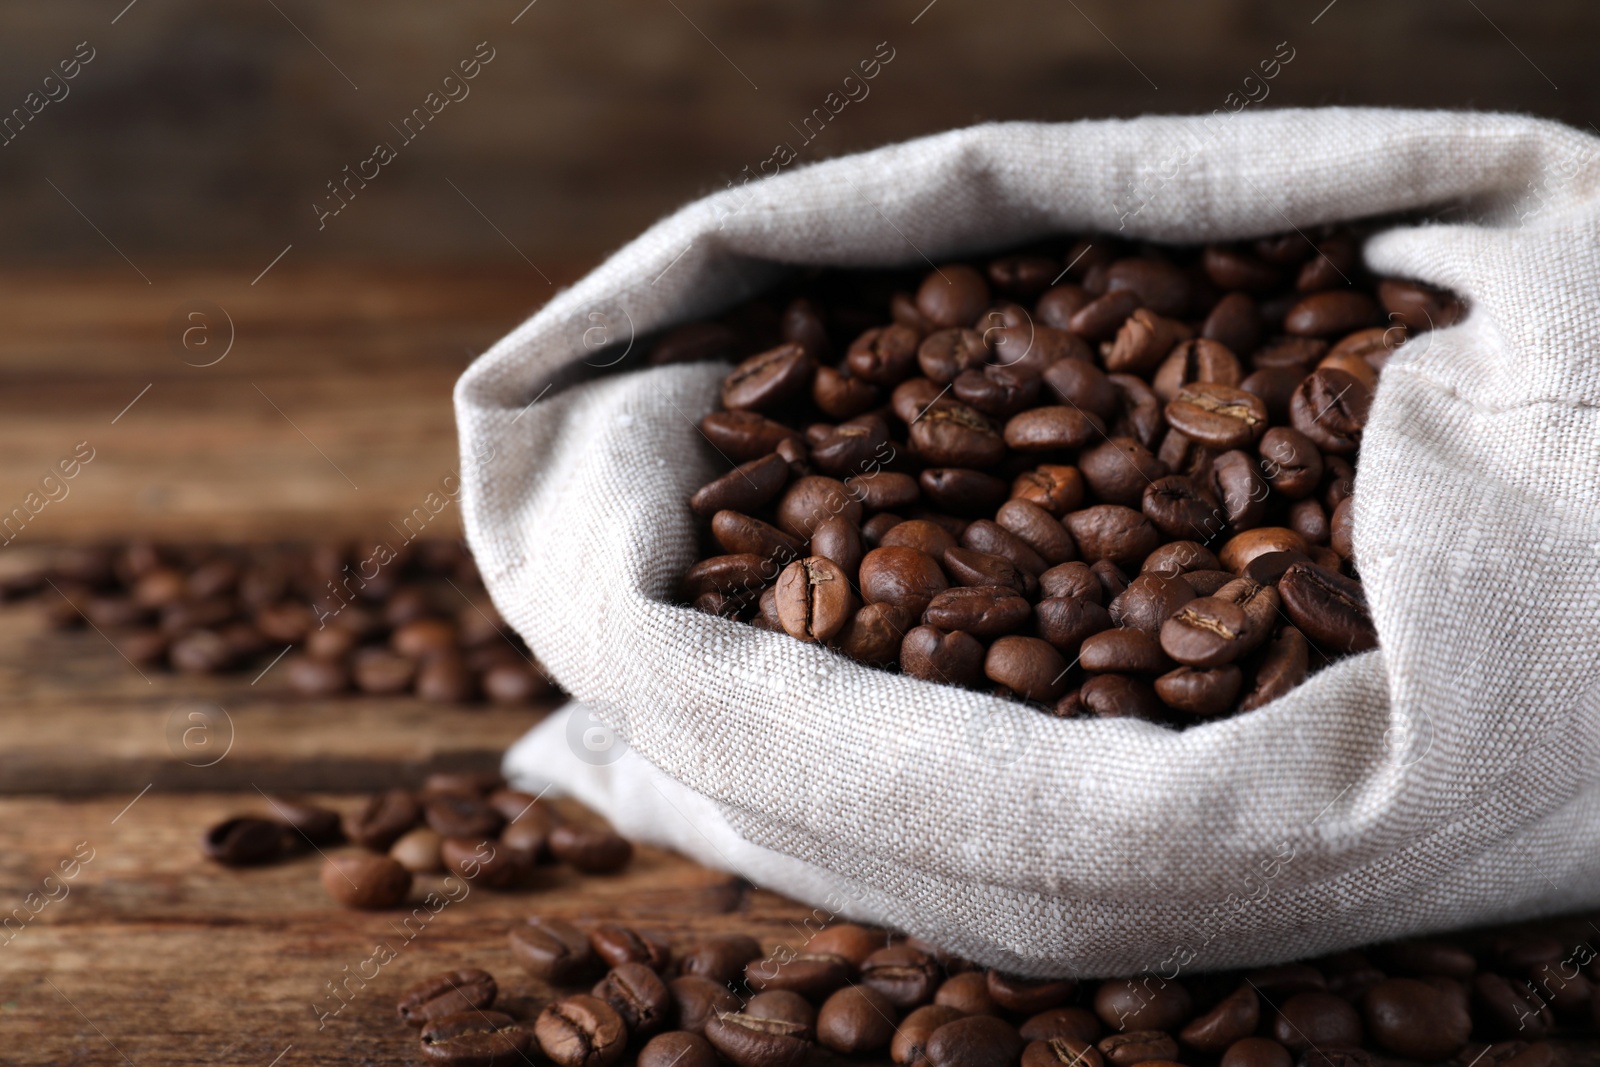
left=458, top=109, right=1600, bottom=976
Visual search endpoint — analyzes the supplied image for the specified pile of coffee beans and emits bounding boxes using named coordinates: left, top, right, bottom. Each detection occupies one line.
left=391, top=914, right=1584, bottom=1067
left=199, top=772, right=631, bottom=908
left=0, top=538, right=557, bottom=705
left=673, top=229, right=1463, bottom=722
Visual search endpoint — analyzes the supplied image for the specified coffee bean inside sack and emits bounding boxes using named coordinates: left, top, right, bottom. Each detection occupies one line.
left=676, top=231, right=1462, bottom=724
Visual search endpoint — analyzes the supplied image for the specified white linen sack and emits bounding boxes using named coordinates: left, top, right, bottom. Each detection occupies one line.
left=456, top=108, right=1600, bottom=977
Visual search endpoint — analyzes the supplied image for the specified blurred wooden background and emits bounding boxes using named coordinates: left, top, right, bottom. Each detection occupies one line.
left=0, top=0, right=1592, bottom=537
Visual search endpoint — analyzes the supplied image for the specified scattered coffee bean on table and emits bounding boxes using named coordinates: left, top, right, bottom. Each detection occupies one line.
left=675, top=230, right=1463, bottom=723
left=385, top=917, right=1591, bottom=1066
left=0, top=538, right=559, bottom=706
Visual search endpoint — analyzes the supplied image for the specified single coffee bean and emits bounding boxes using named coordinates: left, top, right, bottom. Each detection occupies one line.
left=1036, top=281, right=1093, bottom=327
left=1013, top=464, right=1086, bottom=516
left=845, top=470, right=920, bottom=513
left=201, top=816, right=283, bottom=866
left=926, top=1014, right=1024, bottom=1067
left=344, top=789, right=421, bottom=851
left=705, top=1011, right=810, bottom=1067
left=1079, top=629, right=1173, bottom=674
left=1106, top=308, right=1189, bottom=373
left=1157, top=664, right=1243, bottom=716
left=1004, top=406, right=1106, bottom=452
left=417, top=654, right=476, bottom=703
left=681, top=554, right=770, bottom=601
left=1221, top=1037, right=1294, bottom=1067
left=1180, top=983, right=1259, bottom=1052
left=1204, top=245, right=1282, bottom=291
left=594, top=961, right=672, bottom=1035
left=690, top=453, right=790, bottom=518
left=806, top=922, right=885, bottom=967
left=1142, top=475, right=1222, bottom=541
left=390, top=827, right=444, bottom=873
left=591, top=923, right=672, bottom=972
left=1019, top=1006, right=1102, bottom=1044
left=680, top=934, right=763, bottom=986
left=1034, top=597, right=1112, bottom=658
left=1153, top=338, right=1243, bottom=402
left=1247, top=963, right=1329, bottom=998
left=745, top=952, right=850, bottom=1000
left=1063, top=506, right=1161, bottom=569
left=942, top=546, right=1036, bottom=597
left=723, top=343, right=816, bottom=412
left=962, top=520, right=1049, bottom=577
left=832, top=601, right=911, bottom=665
left=893, top=1004, right=967, bottom=1064
left=1071, top=290, right=1141, bottom=343
left=919, top=328, right=990, bottom=383
left=1376, top=939, right=1478, bottom=979
left=671, top=974, right=742, bottom=1035
left=818, top=983, right=898, bottom=1053
left=1204, top=291, right=1264, bottom=354
left=1272, top=990, right=1363, bottom=1051
left=811, top=415, right=891, bottom=477
left=847, top=324, right=922, bottom=386
left=700, top=411, right=803, bottom=461
left=902, top=625, right=986, bottom=687
left=712, top=511, right=805, bottom=562
left=1285, top=290, right=1377, bottom=337
left=1142, top=540, right=1220, bottom=577
left=1288, top=497, right=1330, bottom=545
left=1094, top=976, right=1192, bottom=1031
left=1290, top=368, right=1370, bottom=454
left=921, top=467, right=1011, bottom=515
left=918, top=264, right=991, bottom=328
left=988, top=971, right=1078, bottom=1015
left=1473, top=973, right=1555, bottom=1038
left=425, top=793, right=505, bottom=839
left=1160, top=597, right=1250, bottom=668
left=442, top=837, right=528, bottom=889
left=862, top=511, right=905, bottom=546
left=1278, top=562, right=1376, bottom=653
left=1106, top=257, right=1192, bottom=317
left=956, top=363, right=1042, bottom=417
left=535, top=993, right=627, bottom=1067
left=418, top=1010, right=533, bottom=1066
left=1109, top=573, right=1196, bottom=633
left=860, top=546, right=949, bottom=616
left=1078, top=438, right=1168, bottom=508
left=774, top=556, right=854, bottom=643
left=860, top=944, right=942, bottom=1008
left=986, top=635, right=1070, bottom=701
left=263, top=795, right=343, bottom=846
left=923, top=586, right=1030, bottom=638
left=935, top=970, right=997, bottom=1015
left=775, top=476, right=863, bottom=539
left=1099, top=1029, right=1179, bottom=1067
left=912, top=402, right=1007, bottom=467
left=1166, top=383, right=1269, bottom=450
left=1362, top=977, right=1471, bottom=1060
left=1180, top=569, right=1236, bottom=595
left=1219, top=527, right=1307, bottom=574
left=549, top=824, right=632, bottom=873
left=1040, top=561, right=1101, bottom=602
left=1378, top=277, right=1464, bottom=330
left=1078, top=673, right=1164, bottom=720
left=639, top=1032, right=717, bottom=1067
left=813, top=365, right=879, bottom=419
left=995, top=499, right=1077, bottom=565
left=398, top=968, right=497, bottom=1027
left=1025, top=1037, right=1104, bottom=1067
left=321, top=853, right=411, bottom=909
left=1043, top=358, right=1120, bottom=420
left=881, top=518, right=960, bottom=560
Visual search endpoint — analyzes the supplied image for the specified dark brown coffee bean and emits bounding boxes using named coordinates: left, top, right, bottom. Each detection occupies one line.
left=1013, top=465, right=1087, bottom=516
left=680, top=934, right=763, bottom=986
left=1474, top=973, right=1555, bottom=1037
left=987, top=972, right=1077, bottom=1015
left=1094, top=976, right=1192, bottom=1031
left=1285, top=290, right=1377, bottom=337
left=712, top=511, right=805, bottom=562
left=935, top=970, right=998, bottom=1014
left=1362, top=977, right=1470, bottom=1060
left=593, top=961, right=672, bottom=1035
left=705, top=1012, right=810, bottom=1067
left=1109, top=573, right=1197, bottom=633
left=1037, top=283, right=1094, bottom=329
left=700, top=411, right=804, bottom=462
left=1025, top=1037, right=1104, bottom=1067
left=913, top=402, right=1007, bottom=467
left=201, top=816, right=283, bottom=866
left=1376, top=939, right=1478, bottom=979
left=344, top=790, right=421, bottom=851
left=1378, top=278, right=1464, bottom=331
left=927, top=1014, right=1024, bottom=1067
left=1019, top=1007, right=1102, bottom=1045
left=1180, top=983, right=1258, bottom=1052
left=862, top=511, right=905, bottom=546
left=723, top=343, right=816, bottom=412
left=1255, top=427, right=1324, bottom=500
left=590, top=923, right=671, bottom=972
left=549, top=824, right=632, bottom=873
left=1221, top=1037, right=1293, bottom=1067
left=1242, top=550, right=1314, bottom=586
left=1040, top=561, right=1101, bottom=602
left=399, top=968, right=497, bottom=1027
left=1153, top=338, right=1243, bottom=403
left=774, top=557, right=853, bottom=643
left=1079, top=628, right=1173, bottom=674
left=902, top=625, right=986, bottom=687
left=1288, top=498, right=1330, bottom=545
left=818, top=983, right=898, bottom=1053
left=1005, top=406, right=1105, bottom=453
left=1105, top=257, right=1190, bottom=317
left=920, top=468, right=1010, bottom=515
left=995, top=499, right=1077, bottom=566
left=985, top=635, right=1070, bottom=700
left=321, top=853, right=411, bottom=909
left=832, top=601, right=911, bottom=666
left=918, top=264, right=990, bottom=328
left=990, top=323, right=1089, bottom=378
left=858, top=944, right=941, bottom=1008
left=1079, top=438, right=1168, bottom=508
left=1204, top=291, right=1264, bottom=355
left=1290, top=368, right=1370, bottom=455
left=1140, top=475, right=1219, bottom=542
left=1157, top=664, right=1242, bottom=715
left=1272, top=991, right=1362, bottom=1051
left=390, top=828, right=444, bottom=872
left=1160, top=594, right=1256, bottom=667
left=442, top=837, right=529, bottom=890
left=1219, top=527, right=1307, bottom=574
left=1099, top=1029, right=1178, bottom=1067
left=1278, top=562, right=1376, bottom=653
left=775, top=475, right=863, bottom=539
left=419, top=1010, right=533, bottom=1066
left=860, top=546, right=948, bottom=616
left=1070, top=290, right=1141, bottom=343
left=743, top=990, right=816, bottom=1042
left=682, top=554, right=770, bottom=602
left=1204, top=245, right=1282, bottom=291
left=1035, top=596, right=1113, bottom=657
left=1090, top=559, right=1130, bottom=600
left=845, top=470, right=920, bottom=513
left=963, top=520, right=1048, bottom=577
left=990, top=255, right=1060, bottom=298
left=924, top=586, right=1031, bottom=638
left=1142, top=540, right=1220, bottom=577
left=1043, top=358, right=1120, bottom=421
left=1214, top=576, right=1280, bottom=654
left=261, top=795, right=342, bottom=846
left=892, top=375, right=943, bottom=423
left=895, top=1005, right=967, bottom=1064
left=671, top=975, right=742, bottom=1035
left=811, top=517, right=865, bottom=578
left=746, top=952, right=850, bottom=1000
left=425, top=793, right=504, bottom=839
left=812, top=415, right=891, bottom=477
left=1080, top=673, right=1164, bottom=720
left=1180, top=570, right=1235, bottom=596
left=535, top=993, right=627, bottom=1067
left=1063, top=506, right=1160, bottom=569
left=956, top=363, right=1042, bottom=417
left=691, top=453, right=790, bottom=518
left=1107, top=309, right=1190, bottom=375
left=812, top=365, right=880, bottom=419
left=881, top=518, right=960, bottom=560
left=640, top=1031, right=717, bottom=1067
left=1166, top=383, right=1269, bottom=450
left=1206, top=449, right=1267, bottom=532
left=1248, top=964, right=1329, bottom=999
left=918, top=328, right=990, bottom=384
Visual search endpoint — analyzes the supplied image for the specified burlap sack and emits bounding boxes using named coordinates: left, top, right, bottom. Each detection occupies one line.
left=456, top=108, right=1600, bottom=976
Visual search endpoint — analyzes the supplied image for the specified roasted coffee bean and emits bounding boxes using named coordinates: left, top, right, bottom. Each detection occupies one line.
left=802, top=923, right=883, bottom=967
left=1222, top=1037, right=1294, bottom=1067
left=1220, top=527, right=1307, bottom=574
left=1043, top=358, right=1120, bottom=421
left=860, top=546, right=948, bottom=616
left=535, top=993, right=627, bottom=1067
left=1143, top=540, right=1220, bottom=576
left=956, top=363, right=1042, bottom=417
left=919, top=328, right=991, bottom=383
left=1291, top=368, right=1370, bottom=454
left=653, top=321, right=741, bottom=364
left=919, top=264, right=991, bottom=328
left=1166, top=383, right=1269, bottom=450
left=700, top=411, right=804, bottom=461
left=1005, top=406, right=1106, bottom=452
left=912, top=402, right=1007, bottom=467
left=591, top=923, right=672, bottom=972
left=549, top=824, right=632, bottom=873
left=988, top=972, right=1077, bottom=1015
left=774, top=557, right=853, bottom=643
left=1278, top=562, right=1376, bottom=653
left=811, top=415, right=891, bottom=477
left=425, top=793, right=504, bottom=839
left=1013, top=465, right=1086, bottom=516
left=1094, top=976, right=1192, bottom=1031
left=1025, top=1037, right=1104, bottom=1067
left=1272, top=991, right=1363, bottom=1051
left=902, top=625, right=986, bottom=687
left=1157, top=664, right=1243, bottom=715
left=818, top=984, right=898, bottom=1053
left=1204, top=291, right=1265, bottom=354
left=882, top=518, right=960, bottom=560
left=1473, top=973, right=1554, bottom=1037
left=926, top=1015, right=1024, bottom=1067
left=1107, top=308, right=1189, bottom=373
left=1142, top=476, right=1220, bottom=541
left=1079, top=438, right=1168, bottom=508
left=1021, top=1007, right=1102, bottom=1044
left=921, top=467, right=1011, bottom=515
left=344, top=789, right=421, bottom=851
left=862, top=511, right=905, bottom=546
left=419, top=1010, right=533, bottom=1066
left=1090, top=559, right=1131, bottom=600
left=201, top=817, right=283, bottom=866
left=1285, top=290, right=1377, bottom=337
left=681, top=934, right=764, bottom=985
left=924, top=585, right=1031, bottom=638
left=745, top=952, right=850, bottom=999
left=1153, top=338, right=1243, bottom=402
left=712, top=511, right=805, bottom=562
left=1109, top=573, right=1196, bottom=633
left=775, top=476, right=863, bottom=539
left=1248, top=963, right=1329, bottom=998
left=833, top=601, right=912, bottom=665
left=705, top=1012, right=811, bottom=1067
left=936, top=970, right=999, bottom=1015
left=942, top=547, right=1036, bottom=596
left=594, top=961, right=672, bottom=1034
left=1181, top=569, right=1237, bottom=595
left=1289, top=497, right=1330, bottom=544
left=1037, top=283, right=1094, bottom=328
left=321, top=853, right=411, bottom=909
left=263, top=795, right=343, bottom=845
left=1180, top=984, right=1259, bottom=1052
left=813, top=365, right=879, bottom=419
left=846, top=325, right=921, bottom=386
left=1040, top=561, right=1101, bottom=601
left=1035, top=596, right=1112, bottom=657
left=963, top=520, right=1049, bottom=577
left=735, top=990, right=815, bottom=1042
left=996, top=500, right=1078, bottom=565
left=442, top=837, right=528, bottom=890
left=690, top=453, right=790, bottom=517
left=391, top=827, right=444, bottom=873
left=845, top=471, right=920, bottom=513
left=1079, top=628, right=1173, bottom=674
left=991, top=322, right=1088, bottom=378
left=1100, top=1029, right=1178, bottom=1067
left=1071, top=290, right=1141, bottom=343
left=1106, top=257, right=1192, bottom=316
left=417, top=654, right=476, bottom=703
left=860, top=944, right=942, bottom=1008
left=1377, top=939, right=1477, bottom=979
left=1161, top=597, right=1251, bottom=668
left=1064, top=506, right=1161, bottom=568
left=1208, top=449, right=1268, bottom=531
left=1077, top=673, right=1164, bottom=720
left=1379, top=278, right=1464, bottom=331
left=723, top=343, right=816, bottom=412
left=399, top=968, right=497, bottom=1027
left=639, top=1032, right=717, bottom=1067
left=671, top=974, right=742, bottom=1035
left=895, top=1005, right=968, bottom=1064
left=986, top=635, right=1070, bottom=701
left=682, top=554, right=771, bottom=601
left=1362, top=977, right=1470, bottom=1060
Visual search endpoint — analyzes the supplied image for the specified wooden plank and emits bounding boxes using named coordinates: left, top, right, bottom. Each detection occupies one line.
left=0, top=603, right=550, bottom=795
